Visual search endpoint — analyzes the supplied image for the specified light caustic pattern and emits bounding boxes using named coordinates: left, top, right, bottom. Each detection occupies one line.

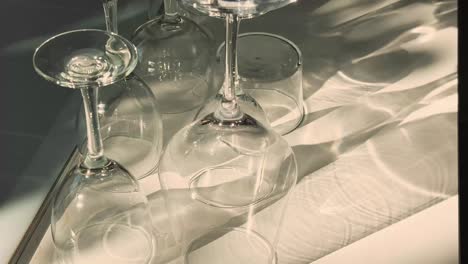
left=272, top=1, right=457, bottom=263
left=149, top=1, right=458, bottom=263
left=30, top=1, right=458, bottom=263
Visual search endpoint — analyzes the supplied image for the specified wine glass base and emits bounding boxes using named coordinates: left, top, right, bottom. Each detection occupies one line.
left=33, top=29, right=137, bottom=89
left=132, top=16, right=215, bottom=114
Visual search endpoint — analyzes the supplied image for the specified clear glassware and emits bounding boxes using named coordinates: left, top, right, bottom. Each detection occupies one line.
left=102, top=0, right=119, bottom=33
left=179, top=0, right=297, bottom=18
left=77, top=0, right=164, bottom=180
left=78, top=74, right=164, bottom=179
left=158, top=12, right=297, bottom=263
left=131, top=0, right=216, bottom=114
left=33, top=29, right=155, bottom=264
left=197, top=32, right=304, bottom=135
left=193, top=19, right=269, bottom=130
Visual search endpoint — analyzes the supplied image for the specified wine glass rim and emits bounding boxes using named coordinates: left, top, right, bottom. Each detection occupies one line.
left=216, top=32, right=302, bottom=64
left=32, top=28, right=138, bottom=89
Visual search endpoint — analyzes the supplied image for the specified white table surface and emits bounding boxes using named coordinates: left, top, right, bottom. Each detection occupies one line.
left=2, top=0, right=458, bottom=263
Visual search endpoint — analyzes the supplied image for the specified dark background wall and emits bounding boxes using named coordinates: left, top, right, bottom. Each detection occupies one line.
left=0, top=0, right=154, bottom=205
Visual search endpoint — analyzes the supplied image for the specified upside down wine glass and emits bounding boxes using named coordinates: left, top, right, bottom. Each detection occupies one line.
left=131, top=0, right=216, bottom=114
left=158, top=10, right=297, bottom=264
left=33, top=29, right=155, bottom=264
left=77, top=0, right=163, bottom=180
left=188, top=1, right=304, bottom=135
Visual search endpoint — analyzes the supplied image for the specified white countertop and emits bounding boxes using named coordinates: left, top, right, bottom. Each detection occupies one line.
left=1, top=0, right=458, bottom=263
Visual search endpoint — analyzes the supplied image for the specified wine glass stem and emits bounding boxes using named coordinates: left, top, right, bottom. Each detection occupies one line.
left=102, top=0, right=119, bottom=34
left=219, top=13, right=241, bottom=117
left=81, top=87, right=108, bottom=169
left=234, top=18, right=241, bottom=95
left=163, top=0, right=178, bottom=17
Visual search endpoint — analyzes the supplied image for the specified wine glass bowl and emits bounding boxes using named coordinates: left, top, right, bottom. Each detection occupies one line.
left=159, top=111, right=296, bottom=208
left=131, top=8, right=216, bottom=114
left=51, top=161, right=154, bottom=264
left=33, top=29, right=155, bottom=264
